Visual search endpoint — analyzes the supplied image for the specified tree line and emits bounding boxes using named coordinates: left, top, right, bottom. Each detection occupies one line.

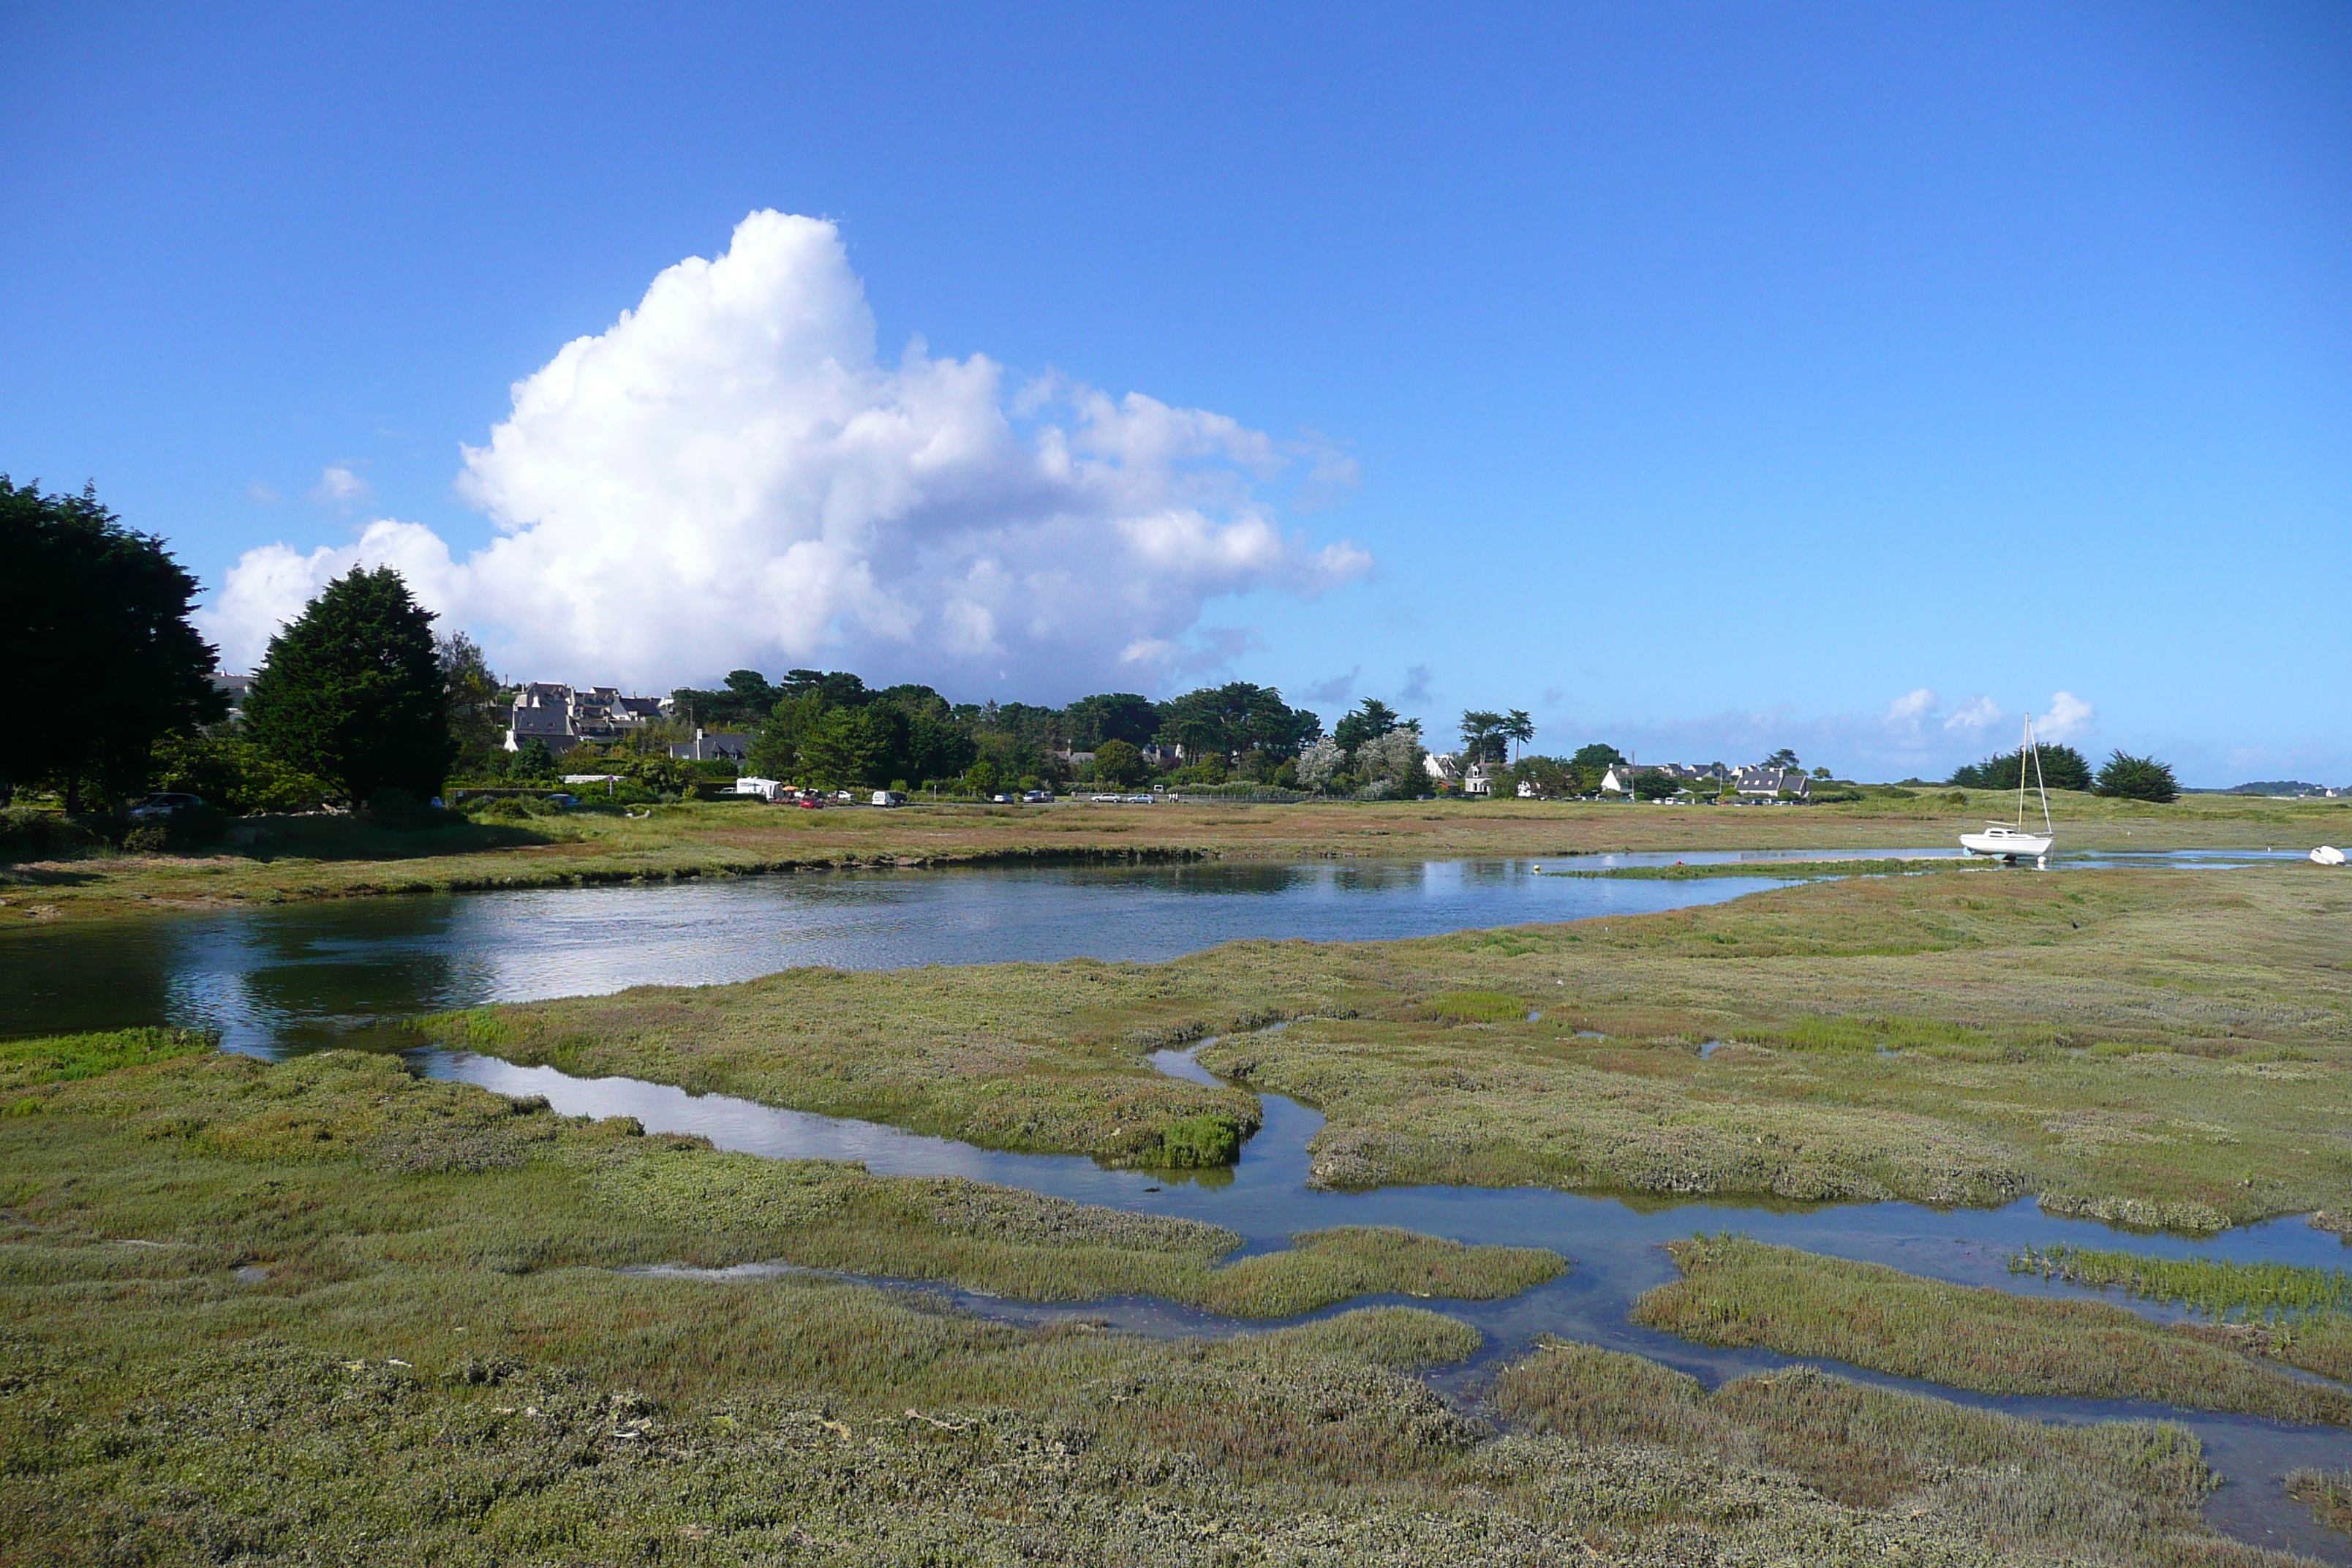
left=0, top=475, right=2190, bottom=821
left=1947, top=742, right=2179, bottom=804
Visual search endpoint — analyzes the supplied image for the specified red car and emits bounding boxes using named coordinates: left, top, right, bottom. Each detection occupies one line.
left=796, top=794, right=823, bottom=810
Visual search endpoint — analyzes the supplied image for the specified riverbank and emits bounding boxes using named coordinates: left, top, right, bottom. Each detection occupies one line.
left=425, top=860, right=2352, bottom=1226
left=0, top=1039, right=2303, bottom=1566
left=6, top=788, right=2344, bottom=927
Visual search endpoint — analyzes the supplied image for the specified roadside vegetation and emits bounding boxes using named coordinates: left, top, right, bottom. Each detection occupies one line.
left=1632, top=1236, right=2352, bottom=1426
left=1, top=1036, right=2312, bottom=1566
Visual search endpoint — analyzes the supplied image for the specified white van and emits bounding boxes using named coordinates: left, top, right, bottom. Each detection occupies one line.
left=871, top=789, right=908, bottom=807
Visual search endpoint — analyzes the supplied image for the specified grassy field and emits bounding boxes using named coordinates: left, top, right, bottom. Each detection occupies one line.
left=5, top=787, right=2345, bottom=927
left=1, top=1036, right=2311, bottom=1566
left=1633, top=1236, right=2352, bottom=1425
left=428, top=860, right=2352, bottom=1225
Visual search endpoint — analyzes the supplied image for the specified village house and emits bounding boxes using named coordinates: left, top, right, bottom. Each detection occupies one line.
left=669, top=728, right=751, bottom=764
left=1733, top=766, right=1810, bottom=802
left=505, top=683, right=674, bottom=754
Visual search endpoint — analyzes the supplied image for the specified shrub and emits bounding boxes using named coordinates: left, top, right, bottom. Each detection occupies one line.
left=1157, top=1112, right=1243, bottom=1167
left=0, top=806, right=105, bottom=862
left=2095, top=751, right=2179, bottom=804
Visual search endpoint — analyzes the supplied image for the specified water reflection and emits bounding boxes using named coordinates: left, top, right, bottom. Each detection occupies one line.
left=2, top=859, right=1794, bottom=1049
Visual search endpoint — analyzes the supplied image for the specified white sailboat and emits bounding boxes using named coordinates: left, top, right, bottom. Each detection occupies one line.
left=1960, top=717, right=2055, bottom=867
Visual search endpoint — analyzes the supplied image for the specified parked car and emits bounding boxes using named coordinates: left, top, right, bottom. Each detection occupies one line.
left=992, top=793, right=1014, bottom=803
left=1123, top=793, right=1155, bottom=804
left=126, top=792, right=206, bottom=821
left=544, top=793, right=580, bottom=808
left=796, top=794, right=824, bottom=810
left=1089, top=793, right=1122, bottom=803
left=1022, top=789, right=1052, bottom=803
left=871, top=790, right=907, bottom=807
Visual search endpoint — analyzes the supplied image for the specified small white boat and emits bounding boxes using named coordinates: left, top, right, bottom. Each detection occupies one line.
left=1959, top=716, right=2056, bottom=867
left=2315, top=845, right=2347, bottom=867
left=1961, top=823, right=2054, bottom=859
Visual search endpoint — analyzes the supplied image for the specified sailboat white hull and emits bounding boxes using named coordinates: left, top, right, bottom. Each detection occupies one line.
left=1958, top=716, right=2057, bottom=862
left=1960, top=826, right=2053, bottom=858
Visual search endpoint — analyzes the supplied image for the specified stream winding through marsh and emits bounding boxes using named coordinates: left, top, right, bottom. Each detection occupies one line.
left=5, top=850, right=2343, bottom=1558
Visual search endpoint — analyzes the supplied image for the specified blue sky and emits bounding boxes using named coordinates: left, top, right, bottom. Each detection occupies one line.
left=4, top=3, right=2346, bottom=783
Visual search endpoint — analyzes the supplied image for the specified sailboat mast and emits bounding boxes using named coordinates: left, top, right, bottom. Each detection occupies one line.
left=2031, top=718, right=2053, bottom=835
left=2016, top=720, right=2029, bottom=829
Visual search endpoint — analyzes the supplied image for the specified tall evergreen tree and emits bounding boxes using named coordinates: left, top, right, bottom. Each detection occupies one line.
left=244, top=568, right=454, bottom=805
left=2094, top=751, right=2179, bottom=804
left=0, top=477, right=225, bottom=810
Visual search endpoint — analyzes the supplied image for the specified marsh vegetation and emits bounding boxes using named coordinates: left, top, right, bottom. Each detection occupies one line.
left=2, top=1036, right=2319, bottom=1565
left=1633, top=1236, right=2352, bottom=1425
left=431, top=862, right=2352, bottom=1227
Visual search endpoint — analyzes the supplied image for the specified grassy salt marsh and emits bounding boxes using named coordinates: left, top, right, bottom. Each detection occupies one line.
left=1633, top=1236, right=2352, bottom=1426
left=431, top=861, right=2352, bottom=1226
left=0, top=1036, right=2313, bottom=1566
left=7, top=787, right=2343, bottom=927
left=1487, top=1338, right=2255, bottom=1567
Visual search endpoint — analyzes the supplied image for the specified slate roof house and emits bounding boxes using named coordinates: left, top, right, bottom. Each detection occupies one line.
left=1733, top=766, right=1810, bottom=801
left=505, top=684, right=673, bottom=754
left=669, top=728, right=751, bottom=764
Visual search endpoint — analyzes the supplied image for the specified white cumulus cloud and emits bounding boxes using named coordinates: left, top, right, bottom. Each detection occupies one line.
left=1944, top=696, right=2004, bottom=733
left=2042, top=690, right=2095, bottom=742
left=205, top=211, right=1370, bottom=690
left=1883, top=688, right=1937, bottom=727
left=312, top=465, right=372, bottom=505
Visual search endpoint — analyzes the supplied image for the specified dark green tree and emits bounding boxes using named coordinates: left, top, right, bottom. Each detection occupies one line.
left=244, top=567, right=454, bottom=805
left=1632, top=769, right=1682, bottom=801
left=1948, top=744, right=2092, bottom=794
left=1763, top=747, right=1801, bottom=771
left=1156, top=682, right=1321, bottom=761
left=148, top=733, right=333, bottom=815
left=1458, top=710, right=1509, bottom=766
left=1093, top=739, right=1150, bottom=787
left=0, top=477, right=226, bottom=810
left=1504, top=709, right=1535, bottom=762
left=1511, top=755, right=1575, bottom=798
left=437, top=633, right=507, bottom=777
left=510, top=739, right=559, bottom=783
left=747, top=687, right=831, bottom=780
left=2095, top=751, right=2179, bottom=804
left=1332, top=698, right=1402, bottom=753
left=1066, top=693, right=1160, bottom=749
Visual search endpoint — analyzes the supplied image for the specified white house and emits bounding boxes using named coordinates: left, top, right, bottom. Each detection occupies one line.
left=1599, top=763, right=1641, bottom=796
left=1424, top=752, right=1463, bottom=786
